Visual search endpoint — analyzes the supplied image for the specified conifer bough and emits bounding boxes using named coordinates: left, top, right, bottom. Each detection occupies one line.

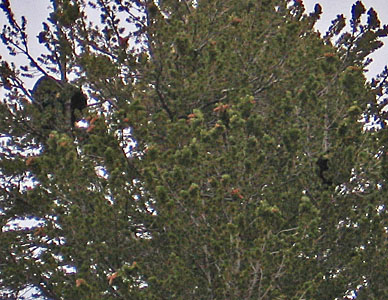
left=1, top=0, right=388, bottom=299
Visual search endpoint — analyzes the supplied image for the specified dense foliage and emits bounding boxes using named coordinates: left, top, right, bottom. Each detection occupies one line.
left=1, top=0, right=388, bottom=299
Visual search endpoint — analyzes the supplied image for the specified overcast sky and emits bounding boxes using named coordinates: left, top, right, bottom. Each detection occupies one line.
left=0, top=1, right=386, bottom=298
left=0, top=0, right=387, bottom=82
left=304, top=0, right=388, bottom=77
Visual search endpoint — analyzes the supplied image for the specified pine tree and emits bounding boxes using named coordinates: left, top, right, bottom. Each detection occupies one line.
left=1, top=0, right=388, bottom=299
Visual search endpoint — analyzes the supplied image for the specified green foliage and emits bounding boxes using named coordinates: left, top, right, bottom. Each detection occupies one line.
left=1, top=0, right=388, bottom=299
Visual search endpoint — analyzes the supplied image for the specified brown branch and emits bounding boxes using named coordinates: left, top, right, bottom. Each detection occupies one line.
left=154, top=67, right=174, bottom=121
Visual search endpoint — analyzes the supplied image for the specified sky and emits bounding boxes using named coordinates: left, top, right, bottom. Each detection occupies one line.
left=0, top=0, right=387, bottom=82
left=0, top=1, right=386, bottom=299
left=303, top=0, right=388, bottom=77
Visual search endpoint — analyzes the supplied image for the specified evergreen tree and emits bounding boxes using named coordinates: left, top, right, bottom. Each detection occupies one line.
left=1, top=0, right=388, bottom=299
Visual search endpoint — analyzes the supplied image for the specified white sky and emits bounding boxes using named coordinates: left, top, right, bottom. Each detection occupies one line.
left=0, top=1, right=386, bottom=299
left=0, top=1, right=387, bottom=82
left=303, top=0, right=388, bottom=77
